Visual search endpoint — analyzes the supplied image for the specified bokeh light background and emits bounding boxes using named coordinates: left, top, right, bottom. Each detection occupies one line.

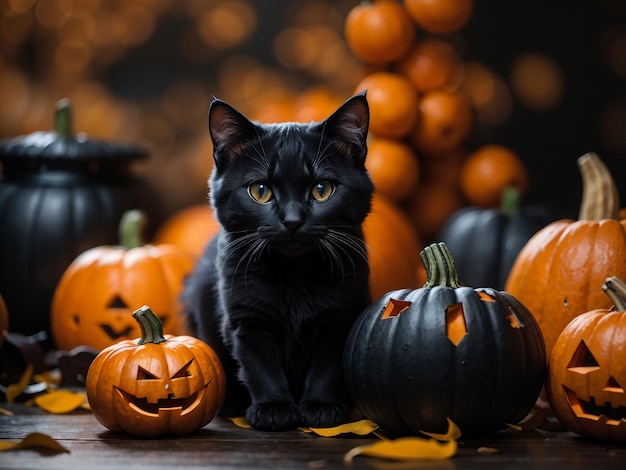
left=1, top=0, right=625, bottom=226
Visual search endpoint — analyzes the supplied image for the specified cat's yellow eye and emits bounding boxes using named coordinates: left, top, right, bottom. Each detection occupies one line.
left=248, top=182, right=273, bottom=203
left=311, top=180, right=335, bottom=202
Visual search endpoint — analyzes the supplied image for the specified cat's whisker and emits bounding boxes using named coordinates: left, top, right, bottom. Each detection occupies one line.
left=317, top=239, right=346, bottom=280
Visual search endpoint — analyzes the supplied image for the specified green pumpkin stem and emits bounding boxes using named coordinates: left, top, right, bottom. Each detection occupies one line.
left=119, top=210, right=147, bottom=249
left=54, top=98, right=73, bottom=138
left=500, top=186, right=521, bottom=217
left=421, top=242, right=462, bottom=288
left=133, top=305, right=167, bottom=345
left=602, top=277, right=626, bottom=312
left=577, top=152, right=620, bottom=221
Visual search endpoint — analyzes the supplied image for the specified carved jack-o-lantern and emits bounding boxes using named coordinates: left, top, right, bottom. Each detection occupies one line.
left=547, top=276, right=626, bottom=442
left=344, top=242, right=546, bottom=437
left=51, top=210, right=194, bottom=351
left=86, top=306, right=226, bottom=437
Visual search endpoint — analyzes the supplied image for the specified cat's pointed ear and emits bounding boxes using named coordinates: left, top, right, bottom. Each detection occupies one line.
left=322, top=90, right=369, bottom=161
left=208, top=97, right=258, bottom=167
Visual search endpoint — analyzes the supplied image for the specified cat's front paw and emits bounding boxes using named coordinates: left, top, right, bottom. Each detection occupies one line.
left=246, top=402, right=298, bottom=431
left=299, top=402, right=349, bottom=428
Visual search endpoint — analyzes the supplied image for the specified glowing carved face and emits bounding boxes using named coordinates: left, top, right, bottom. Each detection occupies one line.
left=549, top=310, right=626, bottom=442
left=110, top=342, right=217, bottom=436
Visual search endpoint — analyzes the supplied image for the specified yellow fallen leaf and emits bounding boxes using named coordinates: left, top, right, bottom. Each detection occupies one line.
left=344, top=436, right=457, bottom=464
left=0, top=406, right=13, bottom=416
left=507, top=409, right=544, bottom=431
left=228, top=416, right=252, bottom=429
left=33, top=369, right=61, bottom=388
left=6, top=364, right=33, bottom=403
left=309, top=419, right=379, bottom=437
left=477, top=446, right=499, bottom=454
left=34, top=390, right=87, bottom=414
left=0, top=432, right=70, bottom=453
left=420, top=418, right=462, bottom=441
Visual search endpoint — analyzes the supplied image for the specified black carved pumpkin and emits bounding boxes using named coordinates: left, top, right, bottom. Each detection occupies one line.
left=437, top=187, right=558, bottom=290
left=344, top=242, right=546, bottom=437
left=0, top=99, right=155, bottom=348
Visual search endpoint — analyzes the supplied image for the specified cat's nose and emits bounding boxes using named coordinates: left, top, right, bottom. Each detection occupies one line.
left=282, top=202, right=304, bottom=232
left=282, top=219, right=304, bottom=233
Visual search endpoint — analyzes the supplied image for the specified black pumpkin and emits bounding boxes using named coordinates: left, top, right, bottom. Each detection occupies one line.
left=437, top=187, right=559, bottom=290
left=344, top=242, right=546, bottom=437
left=0, top=99, right=156, bottom=348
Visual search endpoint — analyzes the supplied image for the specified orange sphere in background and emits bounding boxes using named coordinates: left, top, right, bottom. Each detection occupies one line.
left=411, top=89, right=472, bottom=156
left=394, top=39, right=461, bottom=93
left=345, top=0, right=416, bottom=66
left=355, top=72, right=420, bottom=139
left=459, top=145, right=528, bottom=207
left=154, top=205, right=220, bottom=258
left=364, top=195, right=423, bottom=300
left=365, top=137, right=420, bottom=203
left=403, top=0, right=474, bottom=34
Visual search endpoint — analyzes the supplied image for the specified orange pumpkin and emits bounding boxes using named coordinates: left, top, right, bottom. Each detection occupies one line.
left=86, top=305, right=226, bottom=437
left=51, top=210, right=195, bottom=351
left=546, top=276, right=626, bottom=442
left=403, top=0, right=474, bottom=34
left=345, top=0, right=416, bottom=66
left=505, top=153, right=626, bottom=358
left=354, top=72, right=420, bottom=139
left=154, top=204, right=220, bottom=258
left=364, top=194, right=423, bottom=299
left=0, top=293, right=8, bottom=346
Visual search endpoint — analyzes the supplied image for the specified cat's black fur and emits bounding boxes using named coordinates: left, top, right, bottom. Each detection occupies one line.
left=182, top=92, right=373, bottom=431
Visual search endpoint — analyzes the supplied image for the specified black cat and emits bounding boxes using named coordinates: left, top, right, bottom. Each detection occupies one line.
left=182, top=92, right=373, bottom=431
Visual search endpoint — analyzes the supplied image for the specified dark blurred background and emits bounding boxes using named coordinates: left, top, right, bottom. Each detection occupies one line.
left=1, top=0, right=625, bottom=223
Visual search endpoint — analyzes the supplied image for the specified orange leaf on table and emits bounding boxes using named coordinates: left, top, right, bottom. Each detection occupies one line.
left=34, top=389, right=88, bottom=414
left=6, top=364, right=33, bottom=403
left=0, top=432, right=69, bottom=453
left=344, top=437, right=457, bottom=464
left=228, top=416, right=252, bottom=429
left=309, top=419, right=379, bottom=437
left=420, top=417, right=462, bottom=441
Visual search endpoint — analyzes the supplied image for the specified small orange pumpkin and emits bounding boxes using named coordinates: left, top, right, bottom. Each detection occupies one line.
left=51, top=210, right=195, bottom=351
left=345, top=0, right=416, bottom=66
left=546, top=276, right=626, bottom=442
left=153, top=204, right=220, bottom=258
left=505, top=153, right=626, bottom=358
left=86, top=305, right=226, bottom=437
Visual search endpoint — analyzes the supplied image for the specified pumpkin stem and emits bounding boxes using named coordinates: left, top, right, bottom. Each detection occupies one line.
left=421, top=242, right=462, bottom=288
left=133, top=305, right=167, bottom=345
left=602, top=277, right=626, bottom=312
left=54, top=98, right=73, bottom=138
left=500, top=186, right=521, bottom=217
left=119, top=210, right=147, bottom=249
left=577, top=152, right=620, bottom=221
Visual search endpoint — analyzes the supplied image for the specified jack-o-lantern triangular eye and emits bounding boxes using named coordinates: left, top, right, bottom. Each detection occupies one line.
left=137, top=366, right=158, bottom=380
left=108, top=295, right=128, bottom=309
left=567, top=340, right=600, bottom=373
left=171, top=359, right=194, bottom=379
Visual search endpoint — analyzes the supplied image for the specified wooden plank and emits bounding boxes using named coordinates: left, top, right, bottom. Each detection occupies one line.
left=2, top=403, right=626, bottom=469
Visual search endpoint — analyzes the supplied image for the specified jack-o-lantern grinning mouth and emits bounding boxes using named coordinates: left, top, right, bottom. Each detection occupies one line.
left=564, top=386, right=626, bottom=424
left=114, top=384, right=208, bottom=417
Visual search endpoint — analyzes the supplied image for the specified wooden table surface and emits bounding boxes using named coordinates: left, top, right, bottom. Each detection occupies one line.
left=1, top=402, right=625, bottom=470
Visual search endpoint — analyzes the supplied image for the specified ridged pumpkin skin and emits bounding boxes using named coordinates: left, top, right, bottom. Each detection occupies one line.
left=546, top=277, right=626, bottom=442
left=505, top=218, right=626, bottom=356
left=51, top=211, right=195, bottom=351
left=86, top=306, right=226, bottom=437
left=506, top=153, right=626, bottom=358
left=344, top=243, right=546, bottom=437
left=438, top=188, right=557, bottom=290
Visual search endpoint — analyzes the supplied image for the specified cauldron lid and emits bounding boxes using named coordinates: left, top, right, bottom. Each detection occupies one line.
left=0, top=98, right=147, bottom=163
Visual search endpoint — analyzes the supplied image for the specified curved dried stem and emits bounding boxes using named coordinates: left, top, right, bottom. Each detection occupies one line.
left=577, top=152, right=620, bottom=221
